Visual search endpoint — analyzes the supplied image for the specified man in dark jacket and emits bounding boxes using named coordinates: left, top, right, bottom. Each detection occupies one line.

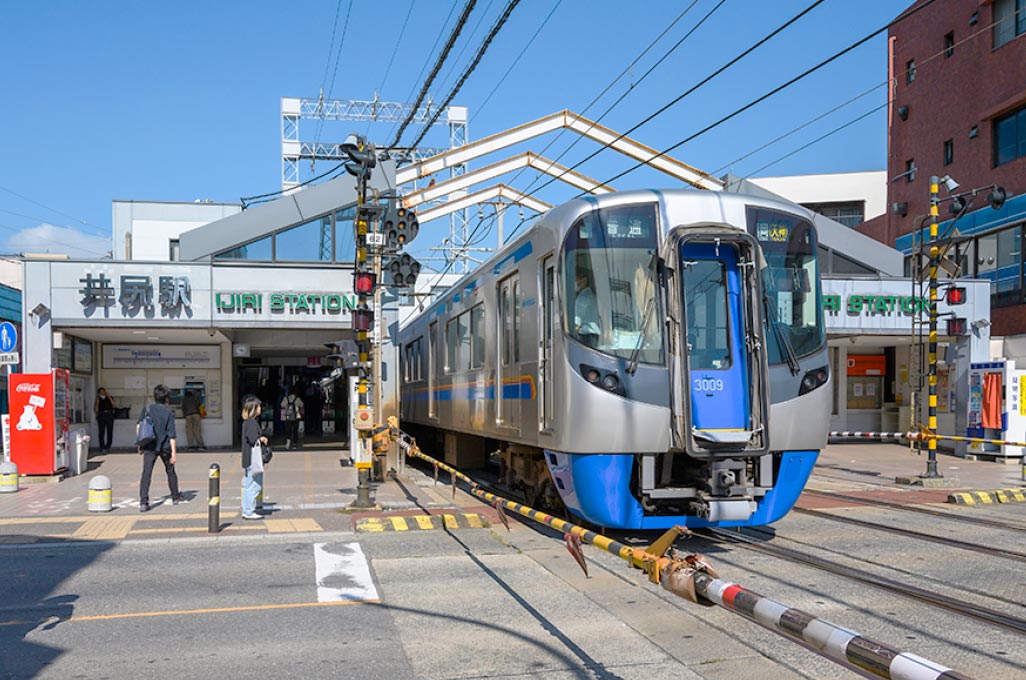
left=137, top=384, right=183, bottom=512
left=181, top=389, right=206, bottom=450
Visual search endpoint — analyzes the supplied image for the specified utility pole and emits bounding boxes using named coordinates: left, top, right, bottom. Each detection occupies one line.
left=923, top=177, right=941, bottom=479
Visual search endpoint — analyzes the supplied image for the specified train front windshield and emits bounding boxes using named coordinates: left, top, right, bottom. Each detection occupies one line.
left=562, top=204, right=663, bottom=364
left=746, top=207, right=825, bottom=362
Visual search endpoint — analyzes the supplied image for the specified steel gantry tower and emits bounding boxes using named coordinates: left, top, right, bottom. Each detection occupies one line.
left=281, top=96, right=472, bottom=271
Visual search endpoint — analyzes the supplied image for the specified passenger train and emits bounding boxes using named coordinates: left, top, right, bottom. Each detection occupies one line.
left=399, top=189, right=830, bottom=529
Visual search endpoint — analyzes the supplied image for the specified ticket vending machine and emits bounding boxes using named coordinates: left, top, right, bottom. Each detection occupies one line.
left=10, top=370, right=70, bottom=475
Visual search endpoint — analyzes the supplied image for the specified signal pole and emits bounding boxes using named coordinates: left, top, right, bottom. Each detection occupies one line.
left=924, top=177, right=941, bottom=479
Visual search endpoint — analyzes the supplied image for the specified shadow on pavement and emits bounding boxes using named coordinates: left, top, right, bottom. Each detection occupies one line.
left=0, top=536, right=113, bottom=679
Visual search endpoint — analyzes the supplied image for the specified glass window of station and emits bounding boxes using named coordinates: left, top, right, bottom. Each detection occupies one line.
left=214, top=205, right=358, bottom=263
left=905, top=223, right=1024, bottom=308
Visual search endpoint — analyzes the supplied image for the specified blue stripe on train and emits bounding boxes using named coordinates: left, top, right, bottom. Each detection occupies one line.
left=405, top=381, right=534, bottom=401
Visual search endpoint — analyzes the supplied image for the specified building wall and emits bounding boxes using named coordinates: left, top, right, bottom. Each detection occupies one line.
left=749, top=171, right=887, bottom=223
left=858, top=0, right=1026, bottom=336
left=112, top=201, right=242, bottom=261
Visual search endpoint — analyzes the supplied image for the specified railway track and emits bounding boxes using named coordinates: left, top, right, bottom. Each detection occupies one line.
left=706, top=527, right=1026, bottom=636
left=803, top=489, right=1026, bottom=532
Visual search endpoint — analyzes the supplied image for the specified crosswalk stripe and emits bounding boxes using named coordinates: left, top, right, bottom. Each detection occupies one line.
left=314, top=542, right=378, bottom=603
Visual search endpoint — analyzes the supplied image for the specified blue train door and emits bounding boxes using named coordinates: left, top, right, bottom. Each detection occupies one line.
left=681, top=242, right=752, bottom=441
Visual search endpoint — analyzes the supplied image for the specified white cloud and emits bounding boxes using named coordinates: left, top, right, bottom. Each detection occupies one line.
left=2, top=223, right=111, bottom=258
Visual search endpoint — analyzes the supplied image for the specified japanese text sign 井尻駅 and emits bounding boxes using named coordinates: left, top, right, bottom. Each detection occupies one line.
left=80, top=274, right=191, bottom=313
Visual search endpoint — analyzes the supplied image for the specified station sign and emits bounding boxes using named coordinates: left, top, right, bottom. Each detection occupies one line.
left=214, top=291, right=357, bottom=315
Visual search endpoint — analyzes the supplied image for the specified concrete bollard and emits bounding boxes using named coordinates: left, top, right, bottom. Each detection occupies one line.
left=1021, top=455, right=1026, bottom=482
left=88, top=475, right=112, bottom=512
left=0, top=461, right=19, bottom=493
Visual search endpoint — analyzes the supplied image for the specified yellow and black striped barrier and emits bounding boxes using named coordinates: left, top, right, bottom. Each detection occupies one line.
left=948, top=488, right=1026, bottom=505
left=355, top=513, right=487, bottom=532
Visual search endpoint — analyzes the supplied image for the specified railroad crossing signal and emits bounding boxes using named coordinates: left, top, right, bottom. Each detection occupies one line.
left=383, top=205, right=419, bottom=249
left=384, top=253, right=422, bottom=288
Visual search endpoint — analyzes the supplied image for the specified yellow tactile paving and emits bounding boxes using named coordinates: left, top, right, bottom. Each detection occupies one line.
left=288, top=518, right=323, bottom=532
left=72, top=517, right=137, bottom=540
left=264, top=518, right=324, bottom=533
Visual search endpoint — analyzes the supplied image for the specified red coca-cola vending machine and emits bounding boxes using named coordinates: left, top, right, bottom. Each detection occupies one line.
left=10, top=370, right=70, bottom=475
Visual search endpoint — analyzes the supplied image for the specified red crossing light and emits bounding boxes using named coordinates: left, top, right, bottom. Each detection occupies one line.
left=354, top=272, right=376, bottom=295
left=945, top=286, right=966, bottom=305
left=946, top=317, right=967, bottom=336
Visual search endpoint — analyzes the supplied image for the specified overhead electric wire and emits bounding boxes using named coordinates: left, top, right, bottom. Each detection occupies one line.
left=472, top=0, right=563, bottom=120
left=0, top=184, right=104, bottom=235
left=315, top=0, right=355, bottom=146
left=511, top=0, right=718, bottom=197
left=502, top=0, right=940, bottom=243
left=434, top=0, right=498, bottom=100
left=390, top=0, right=479, bottom=148
left=367, top=0, right=418, bottom=135
left=714, top=7, right=1018, bottom=177
left=407, top=0, right=524, bottom=150
left=512, top=0, right=828, bottom=209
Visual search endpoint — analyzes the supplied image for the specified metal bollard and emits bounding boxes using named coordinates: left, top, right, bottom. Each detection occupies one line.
left=0, top=461, right=18, bottom=493
left=1021, top=455, right=1025, bottom=483
left=88, top=475, right=112, bottom=511
left=208, top=464, right=220, bottom=533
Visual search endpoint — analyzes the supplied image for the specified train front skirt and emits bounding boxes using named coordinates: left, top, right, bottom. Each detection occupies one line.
left=544, top=450, right=818, bottom=530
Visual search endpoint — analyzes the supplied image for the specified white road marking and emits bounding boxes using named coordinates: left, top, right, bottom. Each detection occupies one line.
left=314, top=542, right=379, bottom=603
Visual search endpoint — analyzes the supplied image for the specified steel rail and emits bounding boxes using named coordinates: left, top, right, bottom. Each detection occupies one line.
left=395, top=432, right=975, bottom=680
left=794, top=507, right=1026, bottom=561
left=708, top=528, right=1026, bottom=636
left=802, top=489, right=1026, bottom=533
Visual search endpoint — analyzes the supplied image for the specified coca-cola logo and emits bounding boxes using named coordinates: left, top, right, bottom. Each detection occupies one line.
left=16, top=383, right=41, bottom=393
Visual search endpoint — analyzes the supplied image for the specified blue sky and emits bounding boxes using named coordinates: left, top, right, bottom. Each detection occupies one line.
left=0, top=0, right=909, bottom=259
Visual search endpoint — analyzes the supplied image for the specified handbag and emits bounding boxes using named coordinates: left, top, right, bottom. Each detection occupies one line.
left=199, top=403, right=207, bottom=418
left=135, top=406, right=156, bottom=448
left=260, top=442, right=273, bottom=465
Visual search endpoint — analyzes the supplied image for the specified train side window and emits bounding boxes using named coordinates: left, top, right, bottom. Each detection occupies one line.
left=500, top=282, right=512, bottom=365
left=446, top=317, right=458, bottom=373
left=513, top=280, right=521, bottom=363
left=470, top=305, right=485, bottom=369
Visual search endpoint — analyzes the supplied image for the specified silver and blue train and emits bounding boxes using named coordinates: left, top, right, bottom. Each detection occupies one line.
left=399, top=189, right=830, bottom=530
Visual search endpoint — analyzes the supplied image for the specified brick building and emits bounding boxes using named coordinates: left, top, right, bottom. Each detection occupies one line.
left=858, top=0, right=1026, bottom=337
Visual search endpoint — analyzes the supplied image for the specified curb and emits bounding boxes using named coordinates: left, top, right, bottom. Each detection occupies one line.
left=355, top=513, right=488, bottom=532
left=947, top=488, right=1026, bottom=505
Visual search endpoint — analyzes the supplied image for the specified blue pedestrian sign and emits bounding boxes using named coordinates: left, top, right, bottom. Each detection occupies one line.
left=0, top=323, right=15, bottom=354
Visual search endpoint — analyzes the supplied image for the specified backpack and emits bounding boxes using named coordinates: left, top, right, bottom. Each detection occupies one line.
left=136, top=406, right=156, bottom=448
left=284, top=396, right=297, bottom=421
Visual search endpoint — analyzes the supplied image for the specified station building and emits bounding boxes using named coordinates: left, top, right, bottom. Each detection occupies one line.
left=19, top=165, right=425, bottom=451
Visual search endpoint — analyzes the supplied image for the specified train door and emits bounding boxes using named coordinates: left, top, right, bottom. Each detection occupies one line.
left=667, top=230, right=768, bottom=457
left=497, top=274, right=521, bottom=432
left=428, top=320, right=438, bottom=420
left=539, top=256, right=555, bottom=431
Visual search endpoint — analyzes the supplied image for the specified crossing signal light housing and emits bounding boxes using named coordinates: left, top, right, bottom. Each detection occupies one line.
left=383, top=205, right=420, bottom=250
left=352, top=308, right=374, bottom=331
left=945, top=286, right=966, bottom=305
left=989, top=186, right=1006, bottom=211
left=385, top=253, right=422, bottom=288
left=946, top=317, right=967, bottom=336
left=354, top=271, right=376, bottom=295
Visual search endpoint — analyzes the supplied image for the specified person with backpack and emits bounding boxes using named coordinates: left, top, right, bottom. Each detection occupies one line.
left=240, top=395, right=269, bottom=520
left=280, top=386, right=304, bottom=450
left=137, top=384, right=183, bottom=512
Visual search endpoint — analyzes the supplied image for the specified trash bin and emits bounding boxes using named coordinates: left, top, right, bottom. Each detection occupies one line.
left=70, top=429, right=91, bottom=476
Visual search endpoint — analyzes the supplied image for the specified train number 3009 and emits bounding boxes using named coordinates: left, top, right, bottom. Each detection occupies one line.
left=693, top=378, right=725, bottom=392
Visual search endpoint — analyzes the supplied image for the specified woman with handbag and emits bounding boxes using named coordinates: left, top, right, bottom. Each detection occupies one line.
left=240, top=395, right=270, bottom=520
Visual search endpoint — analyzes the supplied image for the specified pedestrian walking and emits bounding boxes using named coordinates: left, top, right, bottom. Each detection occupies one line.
left=94, top=387, right=116, bottom=453
left=241, top=395, right=268, bottom=520
left=181, top=389, right=206, bottom=450
left=137, top=385, right=183, bottom=512
left=280, top=386, right=304, bottom=450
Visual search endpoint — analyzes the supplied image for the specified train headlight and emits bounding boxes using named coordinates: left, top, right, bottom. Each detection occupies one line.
left=799, top=366, right=830, bottom=395
left=602, top=374, right=619, bottom=392
left=584, top=367, right=601, bottom=383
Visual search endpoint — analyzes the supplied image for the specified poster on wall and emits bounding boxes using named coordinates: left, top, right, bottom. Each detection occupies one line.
left=102, top=345, right=221, bottom=370
left=937, top=366, right=950, bottom=413
left=72, top=338, right=93, bottom=374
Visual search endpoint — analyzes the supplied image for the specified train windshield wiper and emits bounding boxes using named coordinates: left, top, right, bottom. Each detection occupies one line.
left=626, top=294, right=656, bottom=375
left=765, top=293, right=801, bottom=375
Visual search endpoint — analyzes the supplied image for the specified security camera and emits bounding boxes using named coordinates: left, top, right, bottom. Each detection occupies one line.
left=208, top=328, right=216, bottom=337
